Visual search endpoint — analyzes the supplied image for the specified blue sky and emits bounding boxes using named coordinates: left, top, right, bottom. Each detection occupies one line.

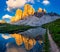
left=0, top=0, right=60, bottom=20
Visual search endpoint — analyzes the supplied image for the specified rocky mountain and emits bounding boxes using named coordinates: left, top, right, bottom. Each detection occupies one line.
left=11, top=15, right=60, bottom=26
left=10, top=4, right=60, bottom=26
left=10, top=4, right=35, bottom=23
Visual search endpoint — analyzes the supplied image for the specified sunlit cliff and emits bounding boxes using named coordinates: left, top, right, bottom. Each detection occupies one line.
left=11, top=9, right=23, bottom=23
left=11, top=4, right=35, bottom=23
left=38, top=8, right=46, bottom=13
left=10, top=4, right=46, bottom=23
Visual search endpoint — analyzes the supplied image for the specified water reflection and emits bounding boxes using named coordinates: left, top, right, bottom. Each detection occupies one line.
left=0, top=33, right=43, bottom=51
left=11, top=33, right=41, bottom=50
left=20, top=27, right=46, bottom=38
left=11, top=34, right=23, bottom=46
left=0, top=27, right=45, bottom=52
left=6, top=41, right=43, bottom=52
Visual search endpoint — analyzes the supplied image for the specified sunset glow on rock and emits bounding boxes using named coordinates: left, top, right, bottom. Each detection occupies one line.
left=10, top=4, right=35, bottom=23
left=38, top=8, right=43, bottom=13
left=10, top=4, right=46, bottom=23
left=11, top=9, right=23, bottom=23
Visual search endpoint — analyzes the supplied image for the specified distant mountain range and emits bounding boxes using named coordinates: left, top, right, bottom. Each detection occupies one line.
left=34, top=12, right=60, bottom=17
left=11, top=12, right=60, bottom=26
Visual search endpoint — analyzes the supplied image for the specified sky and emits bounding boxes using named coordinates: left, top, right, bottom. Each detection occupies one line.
left=0, top=0, right=60, bottom=21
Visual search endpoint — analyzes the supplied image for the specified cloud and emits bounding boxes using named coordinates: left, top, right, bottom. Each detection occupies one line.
left=2, top=34, right=12, bottom=39
left=42, top=0, right=50, bottom=5
left=6, top=0, right=27, bottom=11
left=6, top=0, right=35, bottom=11
left=2, top=14, right=12, bottom=19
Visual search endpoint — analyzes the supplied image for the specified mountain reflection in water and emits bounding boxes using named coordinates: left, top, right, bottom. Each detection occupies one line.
left=10, top=33, right=43, bottom=50
left=6, top=41, right=43, bottom=52
left=0, top=27, right=45, bottom=52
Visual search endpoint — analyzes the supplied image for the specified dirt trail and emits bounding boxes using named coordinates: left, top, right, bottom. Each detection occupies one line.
left=47, top=29, right=60, bottom=52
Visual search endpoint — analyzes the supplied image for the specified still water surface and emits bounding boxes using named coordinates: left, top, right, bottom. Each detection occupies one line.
left=0, top=27, right=46, bottom=52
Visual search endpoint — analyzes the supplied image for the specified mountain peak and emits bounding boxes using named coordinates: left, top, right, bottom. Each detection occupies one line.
left=23, top=4, right=35, bottom=16
left=10, top=4, right=47, bottom=23
left=38, top=8, right=42, bottom=13
left=11, top=4, right=35, bottom=23
left=38, top=8, right=46, bottom=13
left=15, top=9, right=23, bottom=17
left=44, top=9, right=46, bottom=13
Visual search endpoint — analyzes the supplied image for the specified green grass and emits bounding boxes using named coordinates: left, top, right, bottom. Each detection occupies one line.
left=0, top=23, right=36, bottom=33
left=42, top=19, right=60, bottom=47
left=44, top=30, right=50, bottom=52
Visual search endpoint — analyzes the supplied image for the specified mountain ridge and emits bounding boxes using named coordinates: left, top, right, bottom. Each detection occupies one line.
left=10, top=14, right=60, bottom=26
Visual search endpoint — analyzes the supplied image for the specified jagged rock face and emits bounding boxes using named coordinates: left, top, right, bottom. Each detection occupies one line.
left=34, top=12, right=44, bottom=17
left=10, top=16, right=15, bottom=23
left=10, top=4, right=48, bottom=23
left=15, top=9, right=23, bottom=19
left=23, top=4, right=35, bottom=17
left=35, top=8, right=46, bottom=17
left=38, top=8, right=42, bottom=13
left=10, top=4, right=35, bottom=23
left=38, top=8, right=46, bottom=13
left=24, top=4, right=35, bottom=15
left=10, top=4, right=60, bottom=25
left=11, top=9, right=23, bottom=23
left=22, top=11, right=28, bottom=18
left=11, top=15, right=60, bottom=26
